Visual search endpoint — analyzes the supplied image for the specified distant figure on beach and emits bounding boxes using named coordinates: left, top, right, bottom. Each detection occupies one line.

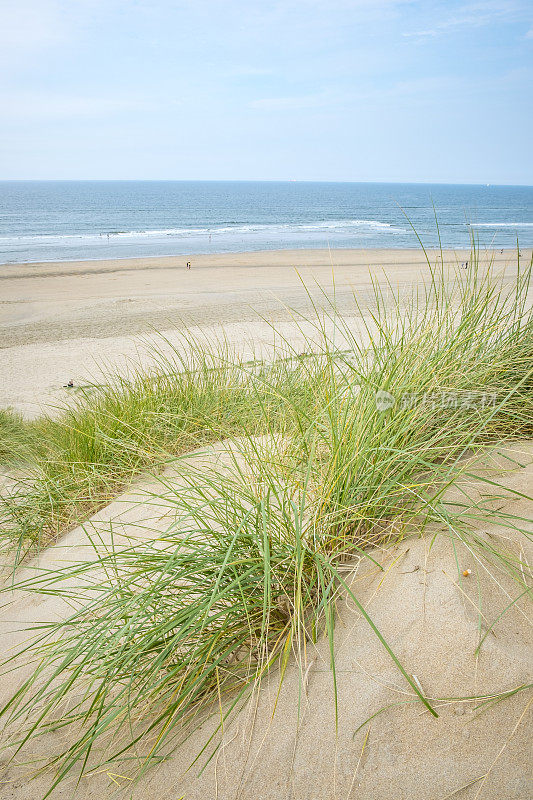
left=464, top=260, right=468, bottom=269
left=186, top=261, right=191, bottom=270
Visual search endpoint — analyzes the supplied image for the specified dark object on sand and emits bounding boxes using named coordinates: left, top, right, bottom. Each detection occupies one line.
left=64, top=380, right=74, bottom=388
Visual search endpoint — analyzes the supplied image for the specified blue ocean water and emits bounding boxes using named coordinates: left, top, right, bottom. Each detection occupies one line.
left=0, top=181, right=532, bottom=264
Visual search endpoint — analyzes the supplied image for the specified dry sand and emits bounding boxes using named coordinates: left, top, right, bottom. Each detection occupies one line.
left=0, top=248, right=531, bottom=798
left=0, top=440, right=531, bottom=799
left=1, top=248, right=526, bottom=418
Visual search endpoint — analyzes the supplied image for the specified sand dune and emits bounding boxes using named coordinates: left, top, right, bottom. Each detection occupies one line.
left=0, top=441, right=531, bottom=800
left=0, top=249, right=531, bottom=798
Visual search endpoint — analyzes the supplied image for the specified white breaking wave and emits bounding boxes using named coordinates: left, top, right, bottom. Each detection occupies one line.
left=468, top=222, right=533, bottom=228
left=0, top=219, right=406, bottom=243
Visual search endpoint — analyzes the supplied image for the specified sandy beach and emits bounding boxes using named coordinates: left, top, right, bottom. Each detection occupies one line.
left=0, top=247, right=532, bottom=799
left=3, top=0, right=532, bottom=794
left=0, top=247, right=525, bottom=417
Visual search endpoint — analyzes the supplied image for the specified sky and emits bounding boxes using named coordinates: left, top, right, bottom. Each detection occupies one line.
left=0, top=0, right=532, bottom=183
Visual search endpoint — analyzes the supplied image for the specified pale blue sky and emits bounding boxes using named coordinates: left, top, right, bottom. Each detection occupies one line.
left=1, top=0, right=532, bottom=183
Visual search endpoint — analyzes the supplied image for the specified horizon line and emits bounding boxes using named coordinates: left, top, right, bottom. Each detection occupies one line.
left=1, top=179, right=532, bottom=188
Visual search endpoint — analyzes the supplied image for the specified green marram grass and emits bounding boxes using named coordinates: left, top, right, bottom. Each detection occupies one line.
left=0, top=249, right=532, bottom=796
left=0, top=408, right=42, bottom=466
left=1, top=331, right=325, bottom=557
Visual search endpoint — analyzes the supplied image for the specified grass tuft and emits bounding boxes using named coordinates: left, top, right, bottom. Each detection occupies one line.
left=0, top=248, right=531, bottom=794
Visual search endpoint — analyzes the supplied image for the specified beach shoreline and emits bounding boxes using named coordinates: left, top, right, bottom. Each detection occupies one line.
left=1, top=247, right=529, bottom=418
left=0, top=246, right=479, bottom=275
left=0, top=243, right=523, bottom=269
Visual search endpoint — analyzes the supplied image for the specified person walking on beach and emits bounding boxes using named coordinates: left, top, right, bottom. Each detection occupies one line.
left=186, top=261, right=191, bottom=270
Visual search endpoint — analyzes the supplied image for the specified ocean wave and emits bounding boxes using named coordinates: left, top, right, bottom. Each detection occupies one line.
left=468, top=222, right=533, bottom=228
left=0, top=219, right=406, bottom=242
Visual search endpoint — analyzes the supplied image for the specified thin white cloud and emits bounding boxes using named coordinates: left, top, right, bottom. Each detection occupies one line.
left=223, top=66, right=275, bottom=77
left=403, top=29, right=438, bottom=38
left=403, top=0, right=523, bottom=38
left=2, top=91, right=155, bottom=119
left=250, top=93, right=329, bottom=110
left=0, top=0, right=122, bottom=58
left=249, top=77, right=458, bottom=112
left=1, top=0, right=65, bottom=48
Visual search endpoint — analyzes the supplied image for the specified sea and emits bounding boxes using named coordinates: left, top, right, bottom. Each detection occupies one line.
left=0, top=181, right=532, bottom=264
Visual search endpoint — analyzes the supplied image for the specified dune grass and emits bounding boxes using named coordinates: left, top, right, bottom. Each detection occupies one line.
left=0, top=251, right=532, bottom=794
left=0, top=408, right=41, bottom=467
left=1, top=336, right=324, bottom=556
